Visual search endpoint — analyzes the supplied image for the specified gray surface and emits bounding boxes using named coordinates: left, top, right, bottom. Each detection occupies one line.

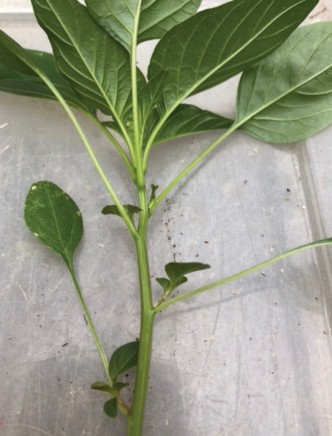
left=1, top=1, right=332, bottom=435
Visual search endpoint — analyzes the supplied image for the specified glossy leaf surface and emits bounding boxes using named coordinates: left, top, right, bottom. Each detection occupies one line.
left=31, top=0, right=144, bottom=123
left=24, top=181, right=83, bottom=268
left=148, top=0, right=318, bottom=115
left=236, top=22, right=332, bottom=143
left=85, top=0, right=201, bottom=52
left=109, top=341, right=139, bottom=381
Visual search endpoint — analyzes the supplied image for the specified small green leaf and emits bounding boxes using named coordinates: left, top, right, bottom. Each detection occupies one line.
left=156, top=277, right=171, bottom=292
left=165, top=262, right=210, bottom=283
left=24, top=181, right=83, bottom=268
left=102, top=204, right=142, bottom=221
left=91, top=381, right=115, bottom=396
left=109, top=341, right=139, bottom=381
left=103, top=398, right=118, bottom=418
left=236, top=22, right=332, bottom=143
left=149, top=185, right=159, bottom=203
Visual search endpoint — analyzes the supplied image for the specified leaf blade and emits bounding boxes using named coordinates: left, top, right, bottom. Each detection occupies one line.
left=0, top=49, right=93, bottom=113
left=165, top=262, right=210, bottom=283
left=109, top=341, right=139, bottom=381
left=103, top=398, right=118, bottom=418
left=85, top=0, right=202, bottom=52
left=236, top=22, right=332, bottom=143
left=30, top=0, right=143, bottom=126
left=24, top=181, right=83, bottom=267
left=156, top=104, right=233, bottom=144
left=148, top=0, right=318, bottom=116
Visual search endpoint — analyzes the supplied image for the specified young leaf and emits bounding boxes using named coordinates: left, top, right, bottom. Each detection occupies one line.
left=155, top=277, right=171, bottom=293
left=0, top=49, right=93, bottom=113
left=85, top=0, right=202, bottom=52
left=24, top=181, right=83, bottom=268
left=103, top=398, right=118, bottom=418
left=102, top=204, right=142, bottom=221
left=236, top=22, right=332, bottom=143
left=30, top=0, right=144, bottom=125
left=165, top=262, right=210, bottom=283
left=156, top=104, right=233, bottom=144
left=109, top=341, right=139, bottom=382
left=148, top=0, right=318, bottom=115
left=91, top=381, right=115, bottom=396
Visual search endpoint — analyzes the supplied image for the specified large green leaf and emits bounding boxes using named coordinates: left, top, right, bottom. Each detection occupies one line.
left=0, top=49, right=93, bottom=113
left=24, top=181, right=83, bottom=268
left=31, top=0, right=144, bottom=125
left=148, top=0, right=318, bottom=117
left=85, top=0, right=202, bottom=52
left=236, top=22, right=332, bottom=143
left=156, top=104, right=233, bottom=144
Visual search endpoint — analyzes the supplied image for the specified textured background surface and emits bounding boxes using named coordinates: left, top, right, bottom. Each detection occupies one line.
left=1, top=1, right=332, bottom=435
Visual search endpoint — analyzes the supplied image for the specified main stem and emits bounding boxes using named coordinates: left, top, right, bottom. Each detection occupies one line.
left=128, top=170, right=155, bottom=435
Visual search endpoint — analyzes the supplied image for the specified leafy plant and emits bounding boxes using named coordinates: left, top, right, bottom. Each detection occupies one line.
left=1, top=0, right=332, bottom=434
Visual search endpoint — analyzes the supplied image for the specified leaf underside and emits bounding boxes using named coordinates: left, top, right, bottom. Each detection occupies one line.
left=237, top=22, right=332, bottom=143
left=85, top=0, right=202, bottom=52
left=0, top=44, right=93, bottom=112
left=31, top=0, right=145, bottom=125
left=148, top=0, right=318, bottom=116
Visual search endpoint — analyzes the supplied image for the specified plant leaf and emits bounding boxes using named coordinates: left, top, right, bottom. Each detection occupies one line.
left=0, top=49, right=93, bottom=113
left=165, top=262, right=210, bottom=283
left=85, top=0, right=202, bottom=52
left=109, top=341, right=139, bottom=381
left=148, top=0, right=318, bottom=116
left=156, top=104, right=233, bottom=144
left=155, top=277, right=171, bottom=292
left=236, top=22, right=332, bottom=143
left=30, top=0, right=144, bottom=125
left=103, top=398, right=118, bottom=418
left=102, top=204, right=142, bottom=221
left=91, top=381, right=115, bottom=396
left=24, top=181, right=83, bottom=268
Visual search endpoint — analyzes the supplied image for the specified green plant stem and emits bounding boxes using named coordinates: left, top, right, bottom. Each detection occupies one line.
left=86, top=113, right=136, bottom=181
left=131, top=0, right=143, bottom=162
left=129, top=220, right=155, bottom=435
left=149, top=122, right=239, bottom=213
left=68, top=264, right=112, bottom=386
left=153, top=237, right=332, bottom=312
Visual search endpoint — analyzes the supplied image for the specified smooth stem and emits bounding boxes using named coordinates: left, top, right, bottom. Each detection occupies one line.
left=129, top=221, right=155, bottom=435
left=86, top=113, right=136, bottom=181
left=154, top=237, right=332, bottom=312
left=68, top=264, right=112, bottom=386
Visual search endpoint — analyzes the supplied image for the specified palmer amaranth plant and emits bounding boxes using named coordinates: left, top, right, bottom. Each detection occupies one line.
left=1, top=0, right=332, bottom=434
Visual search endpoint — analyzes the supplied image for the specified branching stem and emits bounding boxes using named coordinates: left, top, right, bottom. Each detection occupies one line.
left=154, top=238, right=332, bottom=312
